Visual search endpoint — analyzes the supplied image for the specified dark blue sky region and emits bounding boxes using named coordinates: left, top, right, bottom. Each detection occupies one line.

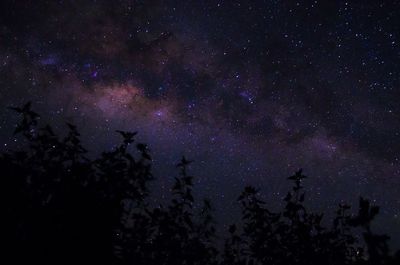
left=1, top=0, right=399, bottom=245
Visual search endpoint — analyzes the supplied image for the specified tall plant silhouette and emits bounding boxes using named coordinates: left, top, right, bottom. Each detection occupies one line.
left=142, top=157, right=218, bottom=265
left=224, top=170, right=400, bottom=265
left=3, top=102, right=154, bottom=265
left=2, top=103, right=400, bottom=265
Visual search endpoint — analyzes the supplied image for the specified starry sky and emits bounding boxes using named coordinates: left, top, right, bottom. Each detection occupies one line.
left=1, top=0, right=400, bottom=245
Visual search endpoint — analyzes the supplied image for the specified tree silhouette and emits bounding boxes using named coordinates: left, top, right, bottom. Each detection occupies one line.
left=2, top=103, right=400, bottom=265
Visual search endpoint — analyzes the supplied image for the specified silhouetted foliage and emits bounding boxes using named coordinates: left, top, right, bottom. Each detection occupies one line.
left=2, top=103, right=399, bottom=264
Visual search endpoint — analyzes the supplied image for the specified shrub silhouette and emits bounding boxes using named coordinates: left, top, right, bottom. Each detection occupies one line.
left=2, top=102, right=400, bottom=265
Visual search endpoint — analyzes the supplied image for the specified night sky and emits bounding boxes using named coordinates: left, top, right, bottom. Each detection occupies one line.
left=1, top=0, right=400, bottom=245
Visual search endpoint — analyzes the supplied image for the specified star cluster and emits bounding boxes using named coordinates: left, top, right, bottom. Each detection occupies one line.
left=1, top=0, right=400, bottom=245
